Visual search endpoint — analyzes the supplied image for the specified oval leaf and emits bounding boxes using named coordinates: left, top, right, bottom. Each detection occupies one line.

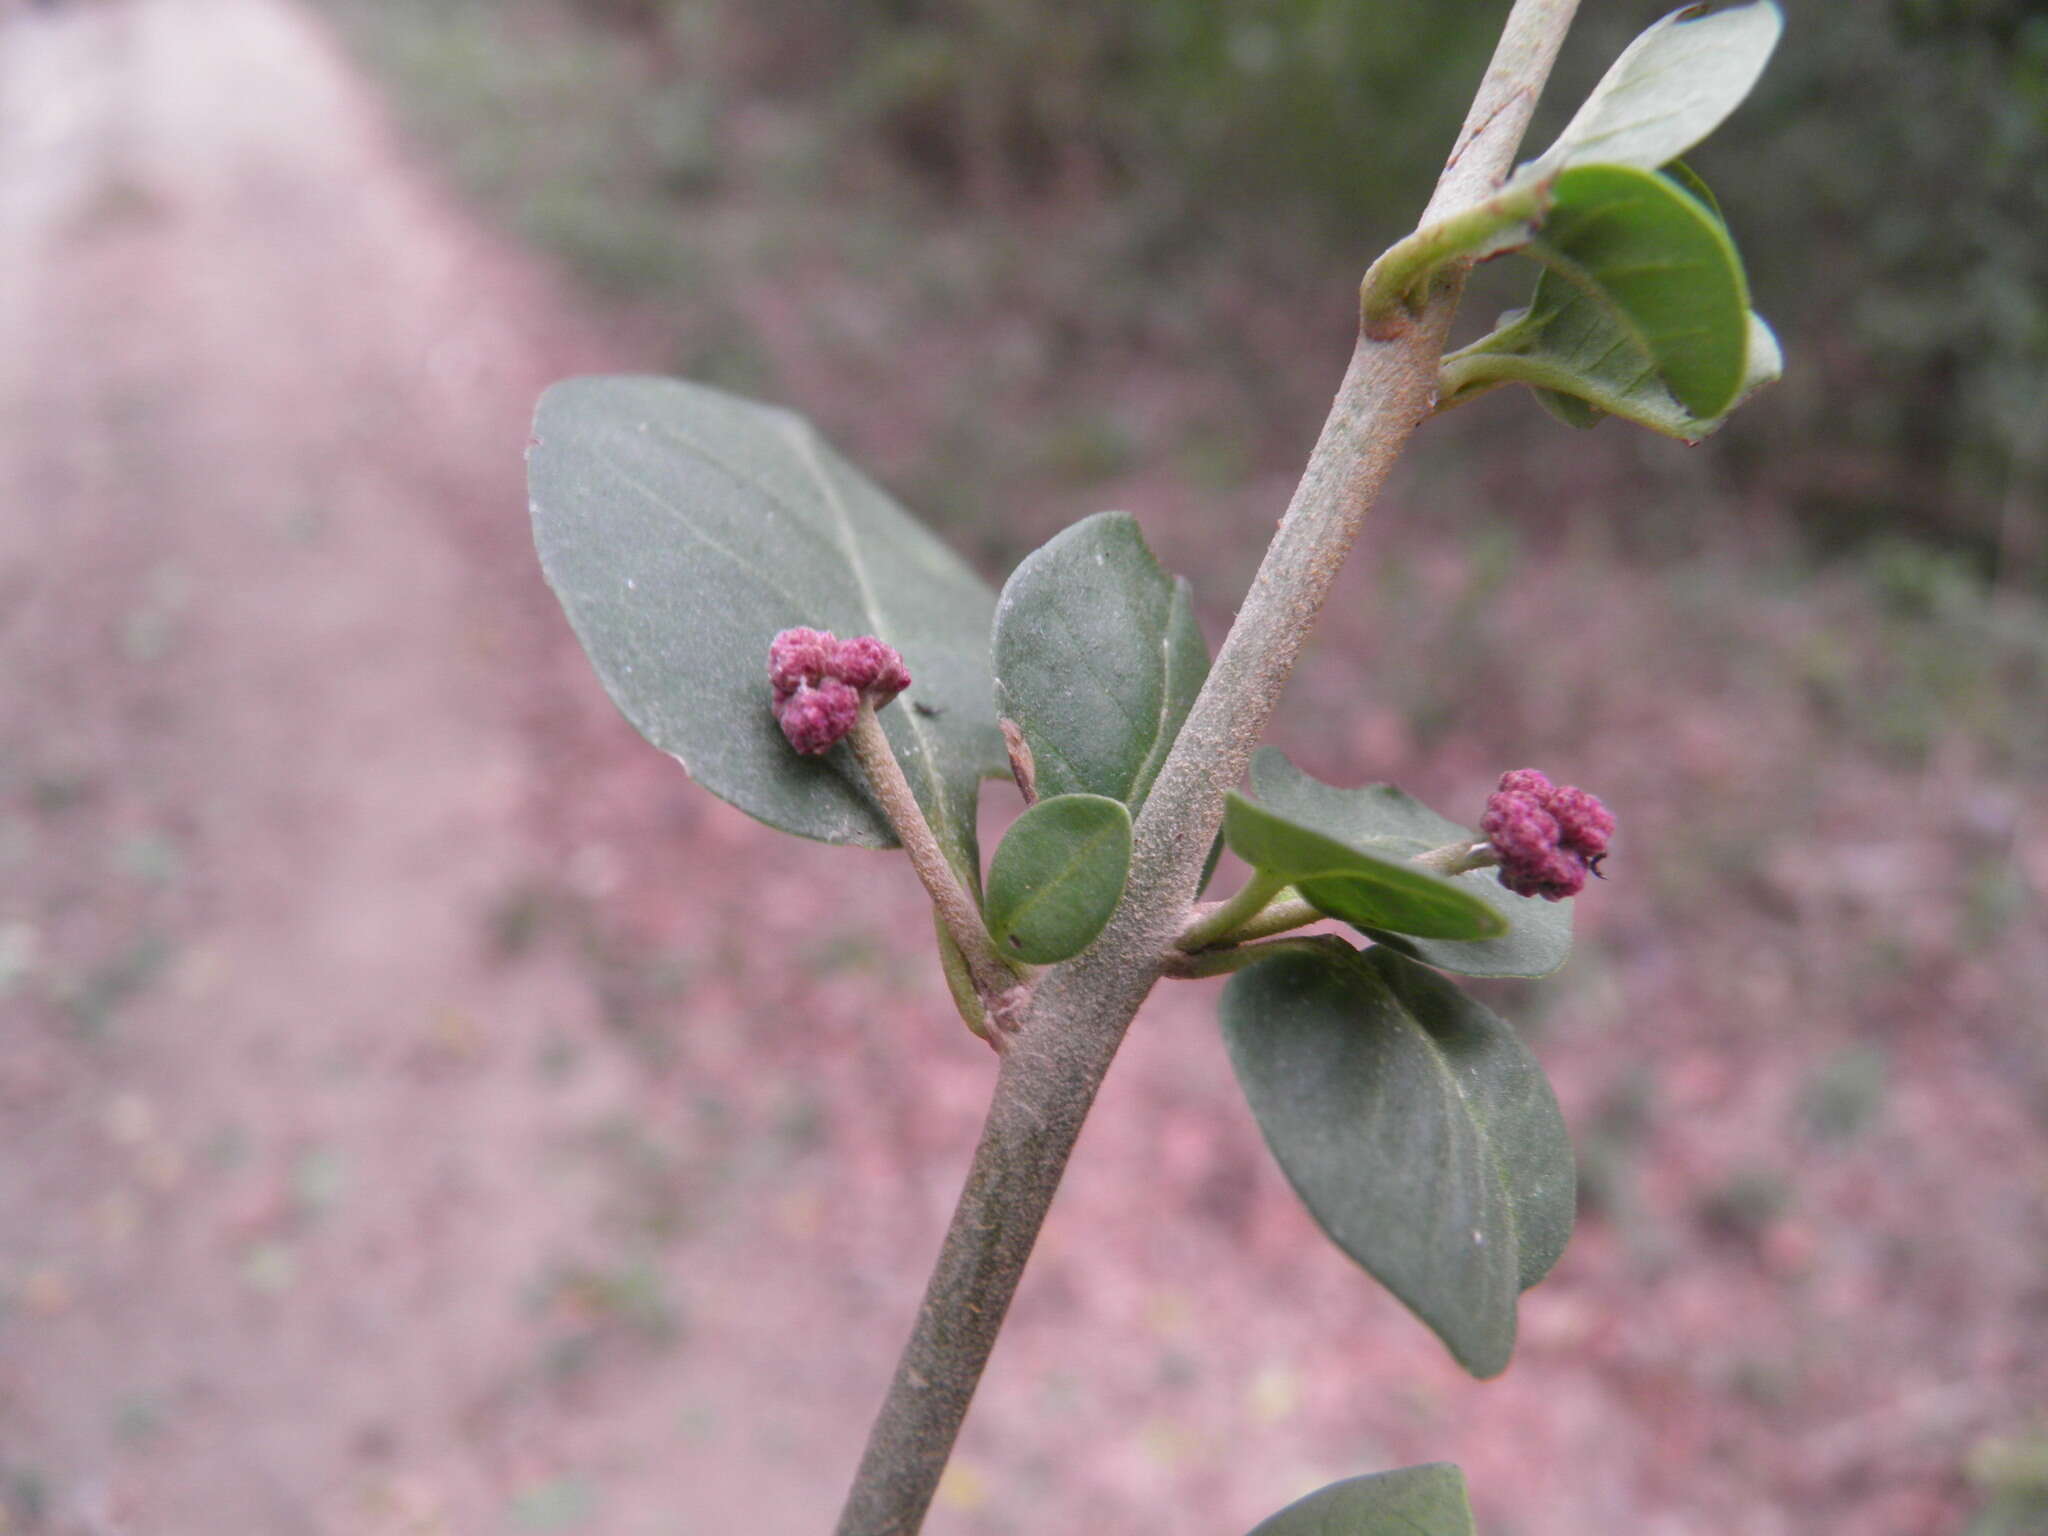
left=1530, top=162, right=1752, bottom=418
left=1223, top=794, right=1507, bottom=945
left=984, top=793, right=1132, bottom=964
left=1527, top=0, right=1783, bottom=177
left=1221, top=946, right=1575, bottom=1378
left=1444, top=162, right=1779, bottom=439
left=1474, top=303, right=1782, bottom=442
left=1250, top=749, right=1571, bottom=978
left=992, top=511, right=1209, bottom=811
left=1370, top=951, right=1576, bottom=1293
left=529, top=377, right=1006, bottom=881
left=1246, top=1464, right=1476, bottom=1536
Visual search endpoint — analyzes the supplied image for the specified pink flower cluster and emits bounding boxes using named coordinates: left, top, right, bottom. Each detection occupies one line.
left=768, top=627, right=912, bottom=755
left=1480, top=768, right=1615, bottom=902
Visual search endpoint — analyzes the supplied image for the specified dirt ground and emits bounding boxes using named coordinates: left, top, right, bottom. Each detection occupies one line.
left=2, top=2, right=2045, bottom=1534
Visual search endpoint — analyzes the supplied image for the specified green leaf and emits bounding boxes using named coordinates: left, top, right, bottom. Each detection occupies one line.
left=1445, top=164, right=1780, bottom=440
left=1221, top=946, right=1576, bottom=1378
left=1224, top=793, right=1504, bottom=942
left=1246, top=1464, right=1476, bottom=1536
left=983, top=794, right=1132, bottom=964
left=1378, top=0, right=1779, bottom=344
left=1500, top=306, right=1782, bottom=442
left=1658, top=156, right=1723, bottom=221
left=1250, top=749, right=1571, bottom=979
left=1531, top=163, right=1751, bottom=418
left=992, top=511, right=1208, bottom=811
left=1533, top=162, right=1717, bottom=424
left=529, top=377, right=1006, bottom=882
left=1526, top=0, right=1784, bottom=177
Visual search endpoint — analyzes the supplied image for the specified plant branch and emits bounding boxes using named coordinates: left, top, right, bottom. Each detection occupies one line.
left=1218, top=893, right=1325, bottom=945
left=834, top=5, right=1580, bottom=1530
left=847, top=703, right=1019, bottom=1011
left=1162, top=933, right=1355, bottom=981
left=1176, top=871, right=1287, bottom=952
left=1122, top=0, right=1581, bottom=956
left=1179, top=888, right=1324, bottom=951
left=1414, top=837, right=1497, bottom=876
left=1360, top=172, right=1552, bottom=339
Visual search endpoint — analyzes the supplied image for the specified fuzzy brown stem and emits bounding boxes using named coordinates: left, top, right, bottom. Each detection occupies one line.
left=834, top=4, right=1579, bottom=1530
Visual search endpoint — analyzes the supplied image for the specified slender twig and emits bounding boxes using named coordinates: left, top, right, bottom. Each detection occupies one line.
left=1360, top=172, right=1553, bottom=338
left=1176, top=871, right=1286, bottom=952
left=1161, top=933, right=1354, bottom=981
left=834, top=6, right=1581, bottom=1531
left=1414, top=837, right=1497, bottom=877
left=846, top=703, right=1019, bottom=1010
left=1179, top=888, right=1322, bottom=951
left=1215, top=893, right=1324, bottom=945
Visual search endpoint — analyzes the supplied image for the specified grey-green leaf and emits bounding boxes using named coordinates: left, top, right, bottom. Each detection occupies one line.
left=529, top=377, right=1006, bottom=882
left=1250, top=749, right=1571, bottom=979
left=983, top=793, right=1131, bottom=964
left=992, top=511, right=1209, bottom=811
left=1369, top=951, right=1576, bottom=1293
left=1221, top=946, right=1575, bottom=1378
left=1246, top=1464, right=1476, bottom=1536
left=1526, top=0, right=1784, bottom=178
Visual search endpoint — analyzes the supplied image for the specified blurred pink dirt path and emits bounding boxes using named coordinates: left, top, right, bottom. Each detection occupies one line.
left=0, top=1, right=881, bottom=1531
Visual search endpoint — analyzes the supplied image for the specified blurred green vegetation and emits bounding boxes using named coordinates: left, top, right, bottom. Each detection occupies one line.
left=322, top=0, right=2046, bottom=577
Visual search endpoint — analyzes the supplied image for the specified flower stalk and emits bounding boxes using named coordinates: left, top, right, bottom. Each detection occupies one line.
left=845, top=704, right=1023, bottom=1020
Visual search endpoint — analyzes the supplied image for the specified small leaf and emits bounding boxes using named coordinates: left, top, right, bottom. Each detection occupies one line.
left=530, top=377, right=1006, bottom=883
left=1246, top=1464, right=1476, bottom=1536
left=1658, top=157, right=1724, bottom=221
left=1531, top=163, right=1751, bottom=418
left=1443, top=164, right=1780, bottom=440
left=984, top=794, right=1132, bottom=964
left=1478, top=305, right=1781, bottom=442
left=1527, top=0, right=1784, bottom=177
left=1537, top=168, right=1713, bottom=425
left=1251, top=749, right=1571, bottom=978
left=1225, top=793, right=1504, bottom=942
left=1221, top=946, right=1575, bottom=1378
left=992, top=511, right=1209, bottom=811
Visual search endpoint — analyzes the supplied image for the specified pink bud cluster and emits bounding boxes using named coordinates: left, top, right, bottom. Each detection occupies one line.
left=1480, top=768, right=1615, bottom=902
left=768, top=627, right=912, bottom=754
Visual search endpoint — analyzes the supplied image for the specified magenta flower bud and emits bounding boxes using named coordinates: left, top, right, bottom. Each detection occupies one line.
left=1500, top=843, right=1591, bottom=901
left=1481, top=770, right=1613, bottom=902
left=774, top=679, right=860, bottom=755
left=768, top=628, right=915, bottom=754
left=1481, top=791, right=1559, bottom=864
left=1496, top=767, right=1554, bottom=800
left=769, top=627, right=838, bottom=701
left=1547, top=785, right=1615, bottom=858
left=833, top=634, right=912, bottom=707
